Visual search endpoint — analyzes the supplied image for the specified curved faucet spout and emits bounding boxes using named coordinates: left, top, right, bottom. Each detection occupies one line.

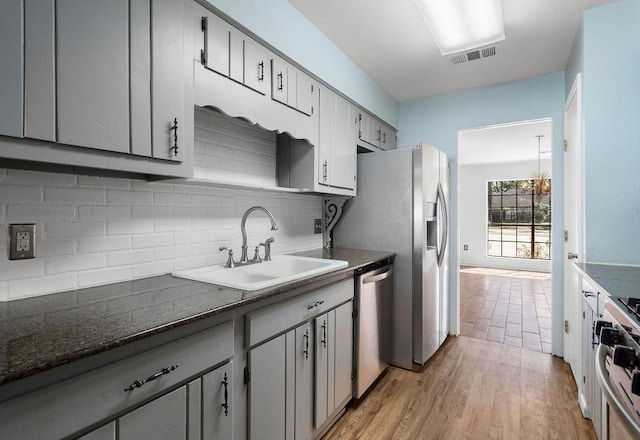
left=240, top=206, right=278, bottom=263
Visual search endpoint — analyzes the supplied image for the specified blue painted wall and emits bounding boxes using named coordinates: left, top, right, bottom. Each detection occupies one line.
left=204, top=0, right=399, bottom=127
left=398, top=72, right=566, bottom=354
left=582, top=0, right=640, bottom=265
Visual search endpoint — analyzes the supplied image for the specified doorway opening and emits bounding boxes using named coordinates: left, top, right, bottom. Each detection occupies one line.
left=457, top=119, right=553, bottom=353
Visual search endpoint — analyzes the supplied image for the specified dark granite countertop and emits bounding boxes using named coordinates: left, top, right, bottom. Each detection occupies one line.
left=574, top=262, right=640, bottom=299
left=0, top=248, right=394, bottom=388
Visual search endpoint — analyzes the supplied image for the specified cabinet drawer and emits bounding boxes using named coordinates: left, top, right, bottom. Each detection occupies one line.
left=246, top=279, right=354, bottom=347
left=0, top=321, right=233, bottom=440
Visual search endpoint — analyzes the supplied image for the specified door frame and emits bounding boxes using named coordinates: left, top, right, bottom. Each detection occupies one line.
left=563, top=73, right=585, bottom=401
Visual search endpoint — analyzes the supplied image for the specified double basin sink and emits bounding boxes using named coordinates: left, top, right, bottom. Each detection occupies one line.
left=173, top=255, right=348, bottom=291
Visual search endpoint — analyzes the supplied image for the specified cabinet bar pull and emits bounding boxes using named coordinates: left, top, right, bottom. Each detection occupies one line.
left=258, top=61, right=264, bottom=82
left=124, top=365, right=179, bottom=392
left=277, top=72, right=284, bottom=91
left=221, top=372, right=230, bottom=416
left=303, top=330, right=310, bottom=360
left=306, top=300, right=324, bottom=310
left=321, top=320, right=327, bottom=348
left=323, top=160, right=328, bottom=182
left=201, top=17, right=208, bottom=66
left=377, top=129, right=381, bottom=141
left=171, top=118, right=179, bottom=157
left=382, top=131, right=386, bottom=144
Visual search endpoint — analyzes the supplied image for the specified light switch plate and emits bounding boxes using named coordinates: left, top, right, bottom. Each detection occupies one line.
left=9, top=224, right=36, bottom=260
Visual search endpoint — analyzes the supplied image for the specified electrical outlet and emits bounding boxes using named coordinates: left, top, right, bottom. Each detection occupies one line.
left=314, top=219, right=322, bottom=234
left=463, top=245, right=468, bottom=251
left=9, top=224, right=36, bottom=260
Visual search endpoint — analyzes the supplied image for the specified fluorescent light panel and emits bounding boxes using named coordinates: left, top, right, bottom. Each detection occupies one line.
left=415, top=0, right=505, bottom=56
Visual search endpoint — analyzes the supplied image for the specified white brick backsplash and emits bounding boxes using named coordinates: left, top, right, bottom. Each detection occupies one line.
left=132, top=233, right=174, bottom=249
left=107, top=249, right=154, bottom=267
left=45, top=187, right=105, bottom=205
left=78, top=206, right=131, bottom=221
left=46, top=254, right=105, bottom=275
left=78, top=267, right=132, bottom=287
left=0, top=185, right=42, bottom=204
left=7, top=204, right=76, bottom=222
left=0, top=110, right=323, bottom=300
left=78, top=236, right=131, bottom=253
left=154, top=245, right=191, bottom=261
left=108, top=220, right=154, bottom=235
left=47, top=222, right=105, bottom=238
left=107, top=189, right=154, bottom=205
left=0, top=260, right=44, bottom=281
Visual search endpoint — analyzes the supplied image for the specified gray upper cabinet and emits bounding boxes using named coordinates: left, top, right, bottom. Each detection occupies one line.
left=380, top=122, right=397, bottom=150
left=56, top=0, right=130, bottom=153
left=244, top=38, right=269, bottom=95
left=0, top=1, right=24, bottom=139
left=0, top=0, right=191, bottom=175
left=272, top=57, right=316, bottom=117
left=150, top=0, right=186, bottom=162
left=318, top=87, right=358, bottom=193
left=202, top=11, right=231, bottom=77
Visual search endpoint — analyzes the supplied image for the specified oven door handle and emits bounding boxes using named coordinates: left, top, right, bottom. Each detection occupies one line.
left=596, top=343, right=640, bottom=437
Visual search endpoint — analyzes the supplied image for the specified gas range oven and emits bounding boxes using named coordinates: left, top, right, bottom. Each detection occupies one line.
left=595, top=295, right=640, bottom=439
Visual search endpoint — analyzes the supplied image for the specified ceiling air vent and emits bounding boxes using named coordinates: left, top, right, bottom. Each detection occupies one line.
left=449, top=45, right=497, bottom=65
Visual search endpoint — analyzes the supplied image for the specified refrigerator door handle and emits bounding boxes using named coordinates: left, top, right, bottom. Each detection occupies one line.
left=436, top=182, right=448, bottom=267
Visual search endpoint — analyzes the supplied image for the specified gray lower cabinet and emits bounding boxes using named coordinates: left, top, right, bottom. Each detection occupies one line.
left=581, top=279, right=603, bottom=439
left=79, top=361, right=233, bottom=440
left=247, top=279, right=354, bottom=440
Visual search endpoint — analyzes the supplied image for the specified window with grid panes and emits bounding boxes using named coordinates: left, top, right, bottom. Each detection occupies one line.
left=487, top=179, right=551, bottom=260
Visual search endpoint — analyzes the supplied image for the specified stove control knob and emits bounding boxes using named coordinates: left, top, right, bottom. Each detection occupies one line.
left=613, top=345, right=640, bottom=369
left=632, top=370, right=640, bottom=396
left=600, top=327, right=622, bottom=347
left=595, top=320, right=613, bottom=340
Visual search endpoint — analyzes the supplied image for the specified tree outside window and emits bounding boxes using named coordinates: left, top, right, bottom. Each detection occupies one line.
left=487, top=178, right=551, bottom=260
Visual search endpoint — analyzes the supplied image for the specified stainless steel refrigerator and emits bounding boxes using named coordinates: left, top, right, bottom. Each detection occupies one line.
left=333, top=143, right=449, bottom=370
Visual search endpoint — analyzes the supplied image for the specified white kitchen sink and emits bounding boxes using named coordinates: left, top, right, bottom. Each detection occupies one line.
left=172, top=255, right=348, bottom=291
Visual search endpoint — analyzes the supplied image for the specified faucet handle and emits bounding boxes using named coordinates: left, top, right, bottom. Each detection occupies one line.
left=252, top=245, right=262, bottom=263
left=259, top=237, right=274, bottom=261
left=219, top=247, right=235, bottom=268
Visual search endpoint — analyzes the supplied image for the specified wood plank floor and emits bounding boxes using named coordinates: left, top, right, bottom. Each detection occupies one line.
left=323, top=336, right=596, bottom=440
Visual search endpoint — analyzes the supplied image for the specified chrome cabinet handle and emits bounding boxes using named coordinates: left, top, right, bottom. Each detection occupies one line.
left=277, top=72, right=284, bottom=91
left=221, top=372, right=230, bottom=416
left=321, top=320, right=327, bottom=348
left=124, top=365, right=179, bottom=392
left=171, top=118, right=179, bottom=157
left=323, top=160, right=328, bottom=182
left=258, top=61, right=264, bottom=82
left=303, top=330, right=309, bottom=360
left=306, top=300, right=324, bottom=310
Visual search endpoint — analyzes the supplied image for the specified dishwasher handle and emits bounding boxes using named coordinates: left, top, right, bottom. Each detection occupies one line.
left=362, top=267, right=393, bottom=284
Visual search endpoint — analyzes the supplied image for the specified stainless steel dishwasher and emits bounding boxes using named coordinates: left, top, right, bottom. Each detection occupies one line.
left=354, top=264, right=393, bottom=398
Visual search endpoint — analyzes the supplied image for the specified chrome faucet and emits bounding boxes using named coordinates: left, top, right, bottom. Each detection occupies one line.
left=240, top=206, right=278, bottom=263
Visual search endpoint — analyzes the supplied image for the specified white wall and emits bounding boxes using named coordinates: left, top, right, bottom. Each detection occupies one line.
left=0, top=110, right=323, bottom=301
left=459, top=159, right=551, bottom=272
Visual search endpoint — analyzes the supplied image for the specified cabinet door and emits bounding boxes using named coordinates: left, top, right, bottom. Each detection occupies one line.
left=78, top=422, right=116, bottom=440
left=296, top=72, right=315, bottom=116
left=315, top=313, right=329, bottom=428
left=334, top=301, right=354, bottom=407
left=272, top=58, right=289, bottom=106
left=151, top=0, right=185, bottom=162
left=380, top=123, right=397, bottom=150
left=229, top=29, right=244, bottom=83
left=0, top=0, right=24, bottom=138
left=244, top=38, right=269, bottom=95
left=330, top=97, right=357, bottom=190
left=295, top=323, right=314, bottom=440
left=202, top=361, right=233, bottom=440
left=202, top=11, right=230, bottom=77
left=317, top=87, right=333, bottom=187
left=249, top=334, right=288, bottom=440
left=119, top=386, right=188, bottom=440
left=56, top=0, right=130, bottom=153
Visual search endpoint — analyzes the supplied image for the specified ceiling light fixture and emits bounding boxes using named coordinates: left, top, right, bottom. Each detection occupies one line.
left=414, top=0, right=506, bottom=56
